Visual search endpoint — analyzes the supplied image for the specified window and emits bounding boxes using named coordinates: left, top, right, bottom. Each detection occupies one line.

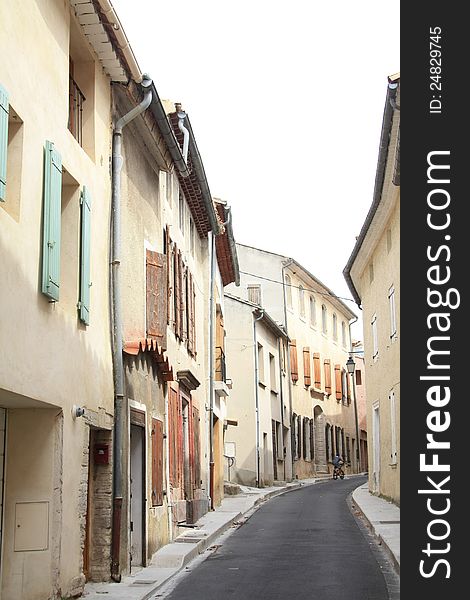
left=332, top=313, right=338, bottom=340
left=0, top=85, right=24, bottom=220
left=285, top=274, right=292, bottom=308
left=297, top=415, right=302, bottom=459
left=299, top=285, right=305, bottom=318
left=269, top=353, right=276, bottom=392
left=247, top=284, right=261, bottom=305
left=389, top=285, right=397, bottom=339
left=369, top=262, right=374, bottom=283
left=257, top=343, right=265, bottom=385
left=389, top=389, right=397, bottom=465
left=189, top=217, right=195, bottom=255
left=355, top=369, right=362, bottom=386
left=166, top=172, right=172, bottom=207
left=179, top=192, right=185, bottom=233
left=309, top=296, right=316, bottom=325
left=342, top=321, right=347, bottom=348
left=321, top=305, right=327, bottom=334
left=371, top=314, right=378, bottom=359
left=341, top=370, right=348, bottom=404
left=68, top=18, right=96, bottom=158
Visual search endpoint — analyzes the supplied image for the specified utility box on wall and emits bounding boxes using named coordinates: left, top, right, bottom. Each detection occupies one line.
left=93, top=443, right=109, bottom=464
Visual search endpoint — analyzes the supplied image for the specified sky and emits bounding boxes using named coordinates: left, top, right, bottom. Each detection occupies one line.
left=111, top=0, right=400, bottom=333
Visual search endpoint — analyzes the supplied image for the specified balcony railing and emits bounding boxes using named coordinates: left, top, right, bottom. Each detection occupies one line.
left=68, top=76, right=85, bottom=146
left=215, top=346, right=227, bottom=382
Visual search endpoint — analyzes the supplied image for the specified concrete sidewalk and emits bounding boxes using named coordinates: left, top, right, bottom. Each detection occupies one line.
left=82, top=475, right=398, bottom=600
left=351, top=482, right=400, bottom=573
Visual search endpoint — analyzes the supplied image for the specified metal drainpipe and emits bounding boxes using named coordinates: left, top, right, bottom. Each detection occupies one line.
left=208, top=210, right=231, bottom=508
left=253, top=310, right=264, bottom=487
left=110, top=74, right=152, bottom=581
left=278, top=336, right=286, bottom=481
left=348, top=316, right=361, bottom=473
left=176, top=106, right=190, bottom=163
left=208, top=231, right=216, bottom=509
left=281, top=260, right=295, bottom=480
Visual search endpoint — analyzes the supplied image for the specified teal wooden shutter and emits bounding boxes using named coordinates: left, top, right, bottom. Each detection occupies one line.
left=42, top=141, right=62, bottom=301
left=0, top=84, right=9, bottom=201
left=79, top=186, right=91, bottom=324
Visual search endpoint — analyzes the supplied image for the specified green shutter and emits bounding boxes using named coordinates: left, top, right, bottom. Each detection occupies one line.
left=42, top=141, right=62, bottom=301
left=79, top=186, right=91, bottom=324
left=0, top=83, right=9, bottom=201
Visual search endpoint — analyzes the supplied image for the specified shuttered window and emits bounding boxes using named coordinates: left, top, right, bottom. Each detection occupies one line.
left=0, top=84, right=8, bottom=201
left=303, top=347, right=311, bottom=387
left=297, top=414, right=302, bottom=459
left=192, top=406, right=201, bottom=489
left=313, top=353, right=321, bottom=388
left=78, top=186, right=91, bottom=324
left=166, top=225, right=171, bottom=325
left=335, top=364, right=342, bottom=400
left=323, top=359, right=331, bottom=394
left=346, top=370, right=351, bottom=404
left=169, top=386, right=182, bottom=488
left=289, top=340, right=298, bottom=383
left=41, top=141, right=62, bottom=301
left=151, top=418, right=164, bottom=506
left=146, top=249, right=168, bottom=349
left=187, top=272, right=196, bottom=356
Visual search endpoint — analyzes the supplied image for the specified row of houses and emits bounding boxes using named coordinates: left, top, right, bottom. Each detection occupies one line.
left=0, top=2, right=371, bottom=599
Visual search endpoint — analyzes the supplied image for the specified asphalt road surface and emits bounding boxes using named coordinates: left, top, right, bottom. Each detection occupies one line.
left=160, top=476, right=392, bottom=600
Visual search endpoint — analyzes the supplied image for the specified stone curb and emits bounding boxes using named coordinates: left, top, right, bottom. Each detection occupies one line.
left=351, top=486, right=400, bottom=575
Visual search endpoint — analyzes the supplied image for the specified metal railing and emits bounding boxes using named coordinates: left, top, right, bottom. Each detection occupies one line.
left=68, top=76, right=85, bottom=146
left=215, top=346, right=226, bottom=382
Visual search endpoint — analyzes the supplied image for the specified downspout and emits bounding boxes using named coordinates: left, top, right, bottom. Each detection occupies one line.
left=281, top=260, right=295, bottom=480
left=253, top=310, right=264, bottom=487
left=176, top=105, right=189, bottom=163
left=348, top=316, right=361, bottom=473
left=110, top=74, right=152, bottom=581
left=208, top=209, right=231, bottom=507
left=278, top=336, right=286, bottom=481
left=208, top=231, right=216, bottom=509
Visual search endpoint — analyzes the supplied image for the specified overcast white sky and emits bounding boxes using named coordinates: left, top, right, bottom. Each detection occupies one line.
left=111, top=0, right=400, bottom=329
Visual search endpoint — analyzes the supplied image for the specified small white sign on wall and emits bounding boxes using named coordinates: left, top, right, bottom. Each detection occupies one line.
left=224, top=442, right=236, bottom=458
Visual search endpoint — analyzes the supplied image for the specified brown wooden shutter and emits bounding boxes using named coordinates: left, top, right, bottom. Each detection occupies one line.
left=346, top=370, right=351, bottom=404
left=173, top=245, right=179, bottom=335
left=191, top=276, right=196, bottom=354
left=313, top=353, right=321, bottom=387
left=303, top=347, right=311, bottom=387
left=182, top=266, right=188, bottom=341
left=146, top=249, right=168, bottom=349
left=335, top=364, right=342, bottom=400
left=289, top=340, right=298, bottom=383
left=324, top=359, right=331, bottom=394
left=166, top=225, right=171, bottom=325
left=151, top=418, right=164, bottom=506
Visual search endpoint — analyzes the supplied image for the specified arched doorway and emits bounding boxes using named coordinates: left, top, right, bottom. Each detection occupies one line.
left=313, top=405, right=328, bottom=473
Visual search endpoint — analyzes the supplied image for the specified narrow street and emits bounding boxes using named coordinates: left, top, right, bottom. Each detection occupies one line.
left=156, top=477, right=395, bottom=600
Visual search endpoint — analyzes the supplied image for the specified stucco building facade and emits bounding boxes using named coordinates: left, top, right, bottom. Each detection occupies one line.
left=344, top=75, right=400, bottom=505
left=225, top=245, right=362, bottom=480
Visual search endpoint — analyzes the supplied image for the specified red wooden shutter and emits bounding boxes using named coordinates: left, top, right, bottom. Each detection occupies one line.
left=169, top=386, right=179, bottom=487
left=146, top=250, right=168, bottom=349
left=324, top=359, right=331, bottom=394
left=335, top=364, right=342, bottom=400
left=303, top=347, right=311, bottom=387
left=289, top=340, right=298, bottom=383
left=151, top=418, right=164, bottom=506
left=192, top=406, right=201, bottom=489
left=313, top=353, right=321, bottom=387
